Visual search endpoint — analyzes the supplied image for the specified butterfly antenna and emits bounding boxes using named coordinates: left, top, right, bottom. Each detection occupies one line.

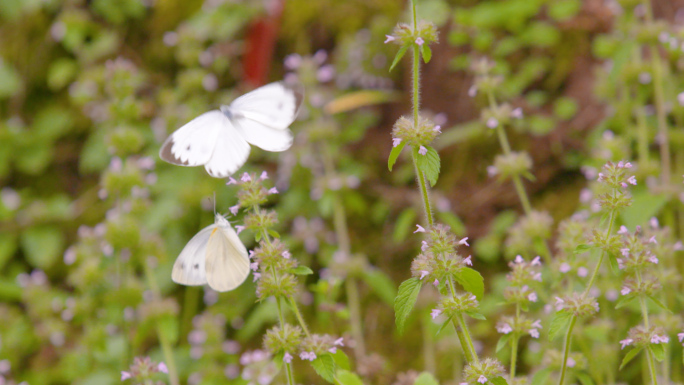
left=213, top=192, right=217, bottom=216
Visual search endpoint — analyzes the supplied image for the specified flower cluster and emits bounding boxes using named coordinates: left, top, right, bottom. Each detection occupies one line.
left=594, top=161, right=635, bottom=211
left=433, top=293, right=479, bottom=319
left=554, top=293, right=599, bottom=317
left=121, top=357, right=168, bottom=383
left=461, top=358, right=505, bottom=385
left=489, top=152, right=532, bottom=181
left=391, top=115, right=441, bottom=151
left=619, top=325, right=670, bottom=350
left=410, top=224, right=471, bottom=286
left=384, top=21, right=438, bottom=47
left=496, top=316, right=542, bottom=339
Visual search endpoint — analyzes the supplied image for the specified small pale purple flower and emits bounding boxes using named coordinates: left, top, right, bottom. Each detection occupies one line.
left=250, top=262, right=259, bottom=271
left=283, top=352, right=293, bottom=363
left=384, top=35, right=395, bottom=44
left=497, top=323, right=513, bottom=334
left=430, top=309, right=442, bottom=319
left=648, top=254, right=659, bottom=264
left=414, top=224, right=426, bottom=233
left=415, top=37, right=424, bottom=46
left=678, top=332, right=684, bottom=342
left=577, top=267, right=588, bottom=277
left=597, top=173, right=605, bottom=182
left=259, top=171, right=269, bottom=180
left=528, top=292, right=538, bottom=302
left=620, top=248, right=630, bottom=257
left=464, top=255, right=473, bottom=266
left=392, top=138, right=402, bottom=147
left=158, top=362, right=168, bottom=374
left=241, top=173, right=251, bottom=182
left=253, top=273, right=261, bottom=282
left=121, top=371, right=132, bottom=381
left=459, top=237, right=469, bottom=246
left=229, top=205, right=240, bottom=215
left=648, top=235, right=657, bottom=244
left=300, top=351, right=317, bottom=361
left=486, top=118, right=498, bottom=129
left=328, top=347, right=337, bottom=354
left=532, top=320, right=542, bottom=329
left=268, top=187, right=278, bottom=195
left=514, top=255, right=524, bottom=264
left=226, top=177, right=238, bottom=185
left=433, top=125, right=442, bottom=133
left=511, top=107, right=523, bottom=119
left=627, top=175, right=637, bottom=185
left=334, top=337, right=344, bottom=346
left=418, top=146, right=428, bottom=155
left=235, top=225, right=245, bottom=234
left=529, top=329, right=540, bottom=338
left=478, top=375, right=488, bottom=384
left=432, top=279, right=439, bottom=286
left=282, top=251, right=291, bottom=259
left=468, top=85, right=478, bottom=97
left=531, top=256, right=541, bottom=266
left=532, top=272, right=542, bottom=282
left=555, top=297, right=565, bottom=310
left=421, top=241, right=429, bottom=251
left=618, top=225, right=629, bottom=235
left=419, top=270, right=429, bottom=280
left=621, top=287, right=631, bottom=295
left=487, top=166, right=498, bottom=177
left=620, top=339, right=633, bottom=349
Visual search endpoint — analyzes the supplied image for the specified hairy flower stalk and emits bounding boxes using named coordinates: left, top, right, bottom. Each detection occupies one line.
left=557, top=161, right=635, bottom=385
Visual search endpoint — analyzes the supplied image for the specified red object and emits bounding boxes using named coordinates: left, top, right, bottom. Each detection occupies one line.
left=243, top=0, right=285, bottom=87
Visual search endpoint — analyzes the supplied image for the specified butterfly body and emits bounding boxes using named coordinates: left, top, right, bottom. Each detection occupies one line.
left=160, top=81, right=303, bottom=178
left=171, top=213, right=250, bottom=292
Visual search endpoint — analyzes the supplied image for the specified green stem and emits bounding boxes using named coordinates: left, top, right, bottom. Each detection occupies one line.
left=276, top=296, right=295, bottom=385
left=345, top=277, right=366, bottom=359
left=558, top=316, right=577, bottom=385
left=582, top=209, right=616, bottom=298
left=510, top=335, right=519, bottom=379
left=422, top=313, right=437, bottom=374
left=455, top=313, right=479, bottom=365
left=412, top=0, right=419, bottom=126
left=288, top=296, right=311, bottom=337
left=413, top=153, right=434, bottom=225
left=142, top=263, right=179, bottom=385
left=447, top=277, right=479, bottom=364
left=647, top=349, right=660, bottom=385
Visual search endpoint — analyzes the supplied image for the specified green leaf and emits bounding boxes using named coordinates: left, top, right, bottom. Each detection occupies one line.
left=394, top=277, right=422, bottom=334
left=615, top=294, right=638, bottom=309
left=464, top=311, right=486, bottom=320
left=573, top=244, right=593, bottom=254
left=20, top=225, right=64, bottom=270
left=607, top=252, right=619, bottom=275
left=548, top=311, right=573, bottom=341
left=531, top=368, right=553, bottom=385
left=361, top=268, right=397, bottom=306
left=453, top=268, right=485, bottom=300
left=392, top=208, right=417, bottom=243
left=331, top=349, right=350, bottom=371
left=436, top=316, right=454, bottom=336
left=647, top=296, right=672, bottom=313
left=413, top=372, right=439, bottom=385
left=291, top=266, right=314, bottom=275
left=496, top=334, right=511, bottom=353
left=157, top=316, right=179, bottom=345
left=415, top=146, right=441, bottom=187
left=389, top=45, right=409, bottom=72
left=621, top=189, right=668, bottom=229
left=650, top=343, right=665, bottom=362
left=489, top=376, right=508, bottom=385
left=619, top=348, right=642, bottom=370
left=311, top=353, right=336, bottom=383
left=268, top=229, right=280, bottom=239
left=574, top=371, right=594, bottom=385
left=388, top=140, right=407, bottom=171
left=336, top=370, right=363, bottom=385
left=421, top=44, right=432, bottom=63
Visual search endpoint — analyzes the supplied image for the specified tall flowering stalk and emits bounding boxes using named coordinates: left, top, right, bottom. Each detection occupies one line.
left=228, top=172, right=347, bottom=384
left=553, top=161, right=636, bottom=385
left=385, top=2, right=506, bottom=384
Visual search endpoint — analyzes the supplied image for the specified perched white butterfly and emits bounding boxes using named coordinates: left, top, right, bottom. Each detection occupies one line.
left=171, top=213, right=250, bottom=292
left=159, top=81, right=303, bottom=178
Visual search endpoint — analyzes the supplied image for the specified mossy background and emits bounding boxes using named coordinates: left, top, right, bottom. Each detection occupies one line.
left=1, top=0, right=683, bottom=384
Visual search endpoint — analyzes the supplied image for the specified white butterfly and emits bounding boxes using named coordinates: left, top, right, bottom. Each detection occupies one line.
left=159, top=81, right=303, bottom=178
left=171, top=213, right=250, bottom=292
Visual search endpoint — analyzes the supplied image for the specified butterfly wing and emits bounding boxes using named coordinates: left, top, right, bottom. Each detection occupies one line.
left=159, top=110, right=227, bottom=167
left=203, top=118, right=251, bottom=178
left=227, top=82, right=303, bottom=152
left=205, top=223, right=250, bottom=292
left=171, top=223, right=216, bottom=286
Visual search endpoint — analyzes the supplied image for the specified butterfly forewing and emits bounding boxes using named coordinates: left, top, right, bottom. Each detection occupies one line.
left=171, top=224, right=215, bottom=286
left=205, top=223, right=250, bottom=292
left=228, top=81, right=304, bottom=130
left=203, top=119, right=251, bottom=178
left=159, top=111, right=226, bottom=166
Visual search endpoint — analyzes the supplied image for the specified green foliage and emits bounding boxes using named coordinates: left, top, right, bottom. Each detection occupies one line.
left=414, top=145, right=440, bottom=186
left=394, top=277, right=422, bottom=334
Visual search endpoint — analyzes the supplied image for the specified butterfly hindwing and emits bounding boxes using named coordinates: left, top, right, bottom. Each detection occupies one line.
left=203, top=119, right=251, bottom=178
left=228, top=81, right=304, bottom=130
left=205, top=223, right=250, bottom=292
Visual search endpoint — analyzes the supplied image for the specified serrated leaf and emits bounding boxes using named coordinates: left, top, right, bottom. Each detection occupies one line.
left=619, top=348, right=642, bottom=370
left=421, top=45, right=432, bottom=63
left=650, top=343, right=665, bottom=361
left=331, top=349, right=350, bottom=371
left=490, top=376, right=508, bottom=385
left=361, top=268, right=397, bottom=305
left=453, top=268, right=484, bottom=300
left=311, top=353, right=336, bottom=383
left=436, top=316, right=454, bottom=336
left=531, top=368, right=553, bottom=385
left=413, top=372, right=439, bottom=385
left=268, top=229, right=280, bottom=238
left=415, top=146, right=440, bottom=187
left=464, top=311, right=486, bottom=320
left=548, top=311, right=573, bottom=341
left=394, top=277, right=422, bottom=334
left=615, top=294, right=638, bottom=309
left=496, top=334, right=511, bottom=353
left=647, top=295, right=672, bottom=313
left=390, top=45, right=409, bottom=72
left=388, top=141, right=407, bottom=171
left=291, top=266, right=314, bottom=275
left=336, top=370, right=363, bottom=385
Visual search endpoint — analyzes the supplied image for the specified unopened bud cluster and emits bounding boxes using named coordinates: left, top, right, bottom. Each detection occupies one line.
left=263, top=324, right=304, bottom=354
left=490, top=152, right=532, bottom=181
left=229, top=172, right=277, bottom=210
left=437, top=293, right=479, bottom=316
left=595, top=161, right=635, bottom=211
left=480, top=103, right=521, bottom=130
left=385, top=21, right=438, bottom=47
left=554, top=293, right=599, bottom=317
left=461, top=358, right=504, bottom=385
left=505, top=211, right=553, bottom=256
left=496, top=315, right=542, bottom=339
left=391, top=115, right=441, bottom=149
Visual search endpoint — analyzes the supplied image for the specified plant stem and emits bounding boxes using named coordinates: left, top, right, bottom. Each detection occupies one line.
left=647, top=349, right=660, bottom=385
left=582, top=209, right=616, bottom=298
left=422, top=313, right=437, bottom=374
left=558, top=316, right=577, bottom=385
left=510, top=335, right=519, bottom=379
left=142, top=263, right=179, bottom=385
left=289, top=296, right=311, bottom=337
left=447, top=277, right=479, bottom=364
left=276, top=293, right=296, bottom=385
left=413, top=153, right=434, bottom=225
